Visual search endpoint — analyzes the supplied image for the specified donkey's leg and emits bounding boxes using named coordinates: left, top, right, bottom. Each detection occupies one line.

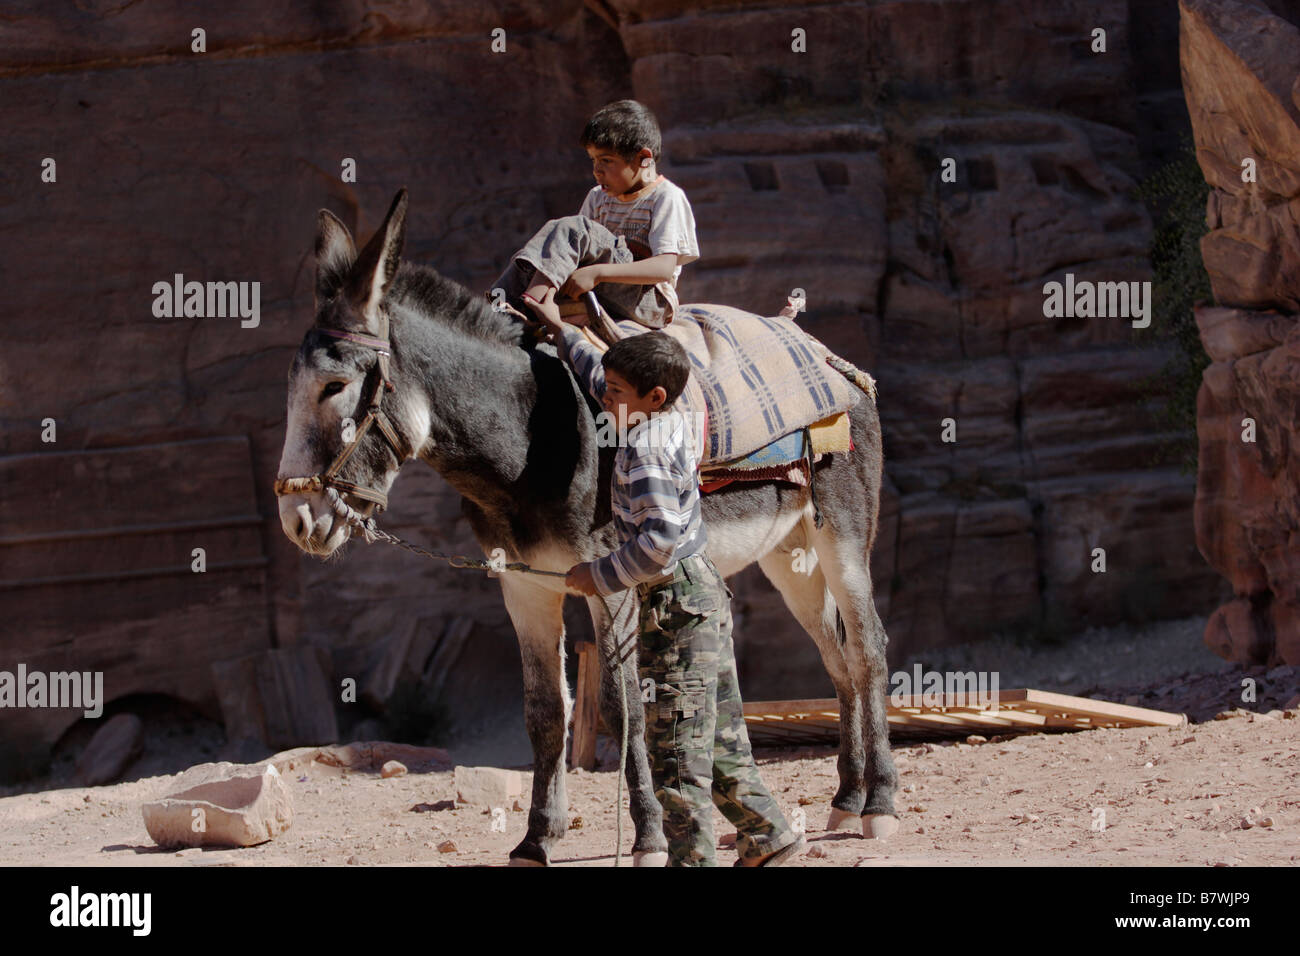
left=756, top=541, right=870, bottom=830
left=587, top=591, right=668, bottom=865
left=811, top=522, right=900, bottom=839
left=499, top=575, right=570, bottom=866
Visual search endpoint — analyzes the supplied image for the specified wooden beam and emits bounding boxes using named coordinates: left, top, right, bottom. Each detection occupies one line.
left=569, top=642, right=601, bottom=771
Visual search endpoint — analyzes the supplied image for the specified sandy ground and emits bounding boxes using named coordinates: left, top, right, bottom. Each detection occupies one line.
left=1, top=704, right=1296, bottom=867
left=2, top=615, right=1297, bottom=867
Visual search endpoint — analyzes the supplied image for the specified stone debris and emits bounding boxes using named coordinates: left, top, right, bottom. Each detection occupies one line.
left=454, top=765, right=523, bottom=810
left=74, top=714, right=143, bottom=786
left=141, top=762, right=292, bottom=848
left=380, top=760, right=407, bottom=779
left=271, top=742, right=449, bottom=775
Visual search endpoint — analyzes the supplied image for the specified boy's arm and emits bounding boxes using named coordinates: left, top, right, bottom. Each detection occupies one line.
left=593, top=253, right=679, bottom=285
left=555, top=325, right=606, bottom=402
left=587, top=436, right=691, bottom=595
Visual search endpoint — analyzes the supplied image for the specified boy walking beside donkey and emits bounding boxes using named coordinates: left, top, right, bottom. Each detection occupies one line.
left=523, top=287, right=804, bottom=867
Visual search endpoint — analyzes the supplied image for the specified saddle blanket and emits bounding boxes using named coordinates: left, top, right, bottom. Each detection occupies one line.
left=697, top=410, right=852, bottom=493
left=581, top=303, right=866, bottom=465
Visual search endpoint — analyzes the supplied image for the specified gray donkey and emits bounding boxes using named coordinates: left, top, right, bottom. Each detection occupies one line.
left=276, top=190, right=898, bottom=865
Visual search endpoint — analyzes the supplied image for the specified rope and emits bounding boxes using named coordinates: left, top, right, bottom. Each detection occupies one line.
left=597, top=592, right=637, bottom=867
left=825, top=352, right=878, bottom=401
left=324, top=484, right=638, bottom=865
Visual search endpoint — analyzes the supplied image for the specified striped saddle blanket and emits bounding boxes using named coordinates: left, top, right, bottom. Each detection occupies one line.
left=585, top=303, right=868, bottom=467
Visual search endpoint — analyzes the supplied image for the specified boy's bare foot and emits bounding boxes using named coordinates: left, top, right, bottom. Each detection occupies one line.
left=524, top=268, right=557, bottom=307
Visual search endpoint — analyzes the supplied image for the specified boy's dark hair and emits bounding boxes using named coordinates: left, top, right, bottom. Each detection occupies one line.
left=602, top=332, right=691, bottom=407
left=580, top=100, right=662, bottom=166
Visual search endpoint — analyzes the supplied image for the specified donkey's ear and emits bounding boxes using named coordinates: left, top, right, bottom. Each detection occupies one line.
left=346, top=188, right=408, bottom=334
left=315, top=209, right=357, bottom=305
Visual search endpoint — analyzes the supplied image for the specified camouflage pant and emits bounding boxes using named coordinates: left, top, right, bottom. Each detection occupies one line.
left=637, top=552, right=798, bottom=866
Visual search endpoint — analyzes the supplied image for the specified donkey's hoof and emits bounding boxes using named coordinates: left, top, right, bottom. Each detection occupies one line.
left=508, top=855, right=547, bottom=867
left=633, top=850, right=668, bottom=867
left=826, top=807, right=859, bottom=832
left=862, top=814, right=900, bottom=840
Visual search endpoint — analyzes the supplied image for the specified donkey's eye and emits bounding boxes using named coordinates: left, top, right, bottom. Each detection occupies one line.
left=319, top=381, right=346, bottom=402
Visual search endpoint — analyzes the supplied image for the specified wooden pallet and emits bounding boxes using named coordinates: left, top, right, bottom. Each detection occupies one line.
left=565, top=640, right=1186, bottom=767
left=741, top=690, right=1185, bottom=745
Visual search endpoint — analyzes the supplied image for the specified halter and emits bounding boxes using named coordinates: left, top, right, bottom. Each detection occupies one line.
left=273, top=311, right=412, bottom=514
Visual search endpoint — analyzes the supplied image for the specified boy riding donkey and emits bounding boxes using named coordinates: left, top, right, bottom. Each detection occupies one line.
left=487, top=99, right=695, bottom=339
left=492, top=100, right=804, bottom=866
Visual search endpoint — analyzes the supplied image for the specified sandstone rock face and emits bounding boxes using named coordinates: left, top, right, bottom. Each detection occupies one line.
left=211, top=646, right=338, bottom=751
left=610, top=0, right=1219, bottom=669
left=0, top=3, right=619, bottom=771
left=141, top=762, right=292, bottom=849
left=1, top=0, right=1217, bottom=762
left=1182, top=0, right=1300, bottom=664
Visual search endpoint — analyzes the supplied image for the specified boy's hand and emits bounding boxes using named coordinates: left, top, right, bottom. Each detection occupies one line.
left=560, top=265, right=603, bottom=299
left=565, top=562, right=600, bottom=596
left=521, top=288, right=564, bottom=341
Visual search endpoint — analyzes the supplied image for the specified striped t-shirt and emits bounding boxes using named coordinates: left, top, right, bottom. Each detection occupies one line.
left=579, top=177, right=700, bottom=288
left=558, top=326, right=707, bottom=596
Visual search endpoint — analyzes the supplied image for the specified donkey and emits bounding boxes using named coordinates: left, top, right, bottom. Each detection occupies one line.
left=276, top=189, right=899, bottom=865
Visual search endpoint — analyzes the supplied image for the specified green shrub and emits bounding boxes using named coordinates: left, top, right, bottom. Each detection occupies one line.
left=1132, top=138, right=1214, bottom=475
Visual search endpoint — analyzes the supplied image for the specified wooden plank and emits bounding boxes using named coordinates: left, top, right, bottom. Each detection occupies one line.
left=605, top=690, right=1183, bottom=750
left=742, top=698, right=838, bottom=717
left=738, top=689, right=1183, bottom=742
left=1007, top=689, right=1185, bottom=727
left=893, top=708, right=1048, bottom=728
left=570, top=642, right=600, bottom=771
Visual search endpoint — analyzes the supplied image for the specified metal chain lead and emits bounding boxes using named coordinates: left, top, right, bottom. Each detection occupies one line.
left=323, top=486, right=566, bottom=576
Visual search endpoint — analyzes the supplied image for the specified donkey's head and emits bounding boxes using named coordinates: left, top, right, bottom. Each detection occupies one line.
left=276, top=188, right=422, bottom=556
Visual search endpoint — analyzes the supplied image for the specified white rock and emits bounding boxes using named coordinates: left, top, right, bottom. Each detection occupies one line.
left=141, top=762, right=292, bottom=848
left=454, top=765, right=522, bottom=809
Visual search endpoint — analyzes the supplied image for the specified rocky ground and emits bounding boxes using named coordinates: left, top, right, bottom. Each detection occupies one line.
left=0, top=702, right=1295, bottom=867
left=2, top=615, right=1296, bottom=867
